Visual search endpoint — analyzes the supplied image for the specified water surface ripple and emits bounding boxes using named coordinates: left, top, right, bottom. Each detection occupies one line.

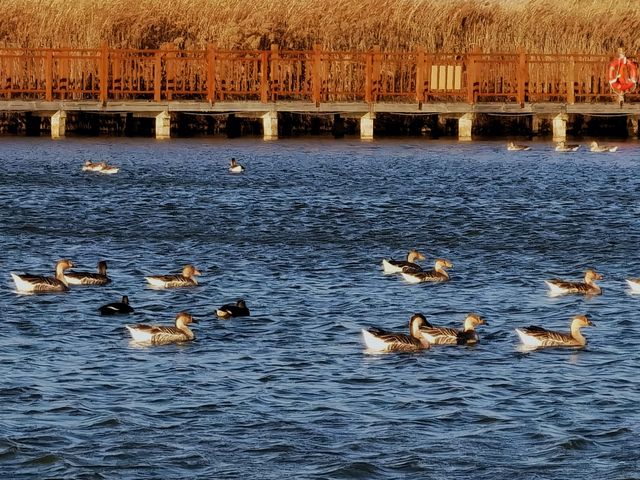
left=0, top=138, right=639, bottom=478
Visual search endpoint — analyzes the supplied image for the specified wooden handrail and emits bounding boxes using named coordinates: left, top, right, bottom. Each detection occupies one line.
left=0, top=46, right=626, bottom=105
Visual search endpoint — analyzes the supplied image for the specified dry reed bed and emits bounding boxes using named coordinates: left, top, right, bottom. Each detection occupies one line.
left=1, top=0, right=639, bottom=54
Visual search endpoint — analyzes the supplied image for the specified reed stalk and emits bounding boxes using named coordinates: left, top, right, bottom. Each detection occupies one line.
left=1, top=0, right=639, bottom=54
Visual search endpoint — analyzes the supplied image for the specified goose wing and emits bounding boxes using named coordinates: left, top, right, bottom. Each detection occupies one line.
left=366, top=327, right=423, bottom=351
left=519, top=326, right=574, bottom=347
left=546, top=279, right=584, bottom=293
left=146, top=274, right=194, bottom=287
left=421, top=326, right=459, bottom=345
left=14, top=273, right=67, bottom=292
left=66, top=271, right=111, bottom=285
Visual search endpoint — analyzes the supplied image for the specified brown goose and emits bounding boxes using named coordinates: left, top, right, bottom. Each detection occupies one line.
left=401, top=258, right=452, bottom=283
left=545, top=269, right=602, bottom=296
left=145, top=264, right=202, bottom=288
left=420, top=314, right=487, bottom=345
left=11, top=259, right=75, bottom=293
left=382, top=249, right=426, bottom=274
left=361, top=313, right=430, bottom=352
left=126, top=311, right=197, bottom=345
left=515, top=315, right=594, bottom=349
left=64, top=260, right=111, bottom=286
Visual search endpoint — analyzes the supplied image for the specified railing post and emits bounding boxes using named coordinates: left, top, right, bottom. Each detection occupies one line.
left=372, top=45, right=381, bottom=103
left=99, top=42, right=109, bottom=103
left=466, top=48, right=479, bottom=104
left=45, top=50, right=53, bottom=101
left=312, top=44, right=322, bottom=105
left=416, top=47, right=425, bottom=104
left=270, top=44, right=279, bottom=102
left=207, top=43, right=216, bottom=103
left=517, top=49, right=527, bottom=106
left=260, top=49, right=269, bottom=103
left=567, top=55, right=575, bottom=105
left=154, top=50, right=162, bottom=102
left=365, top=50, right=373, bottom=104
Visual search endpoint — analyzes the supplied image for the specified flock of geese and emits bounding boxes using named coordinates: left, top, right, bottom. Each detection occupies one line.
left=363, top=249, right=640, bottom=353
left=10, top=259, right=250, bottom=345
left=9, top=157, right=252, bottom=345
left=507, top=140, right=618, bottom=152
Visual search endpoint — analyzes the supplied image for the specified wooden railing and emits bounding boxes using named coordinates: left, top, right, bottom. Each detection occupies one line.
left=0, top=44, right=633, bottom=105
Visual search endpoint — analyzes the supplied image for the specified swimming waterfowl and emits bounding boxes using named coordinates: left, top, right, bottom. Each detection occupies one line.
left=507, top=142, right=531, bottom=151
left=145, top=264, right=202, bottom=288
left=625, top=278, right=640, bottom=294
left=99, top=295, right=134, bottom=315
left=126, top=311, right=197, bottom=345
left=361, top=313, right=430, bottom=352
left=229, top=158, right=245, bottom=173
left=545, top=269, right=602, bottom=296
left=82, top=160, right=103, bottom=172
left=589, top=141, right=618, bottom=153
left=64, top=260, right=111, bottom=286
left=555, top=141, right=580, bottom=152
left=11, top=259, right=75, bottom=293
left=216, top=299, right=250, bottom=319
left=401, top=258, right=452, bottom=283
left=382, top=249, right=426, bottom=274
left=515, top=314, right=594, bottom=349
left=97, top=162, right=120, bottom=174
left=420, top=313, right=487, bottom=345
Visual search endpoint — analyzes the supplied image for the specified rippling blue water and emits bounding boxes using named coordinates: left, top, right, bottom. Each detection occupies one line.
left=1, top=137, right=639, bottom=478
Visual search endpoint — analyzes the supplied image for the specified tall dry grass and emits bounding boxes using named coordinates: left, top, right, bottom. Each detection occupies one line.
left=1, top=0, right=639, bottom=53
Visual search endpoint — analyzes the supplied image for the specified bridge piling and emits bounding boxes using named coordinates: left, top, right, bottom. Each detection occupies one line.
left=155, top=111, right=171, bottom=139
left=51, top=110, right=66, bottom=139
left=360, top=113, right=375, bottom=140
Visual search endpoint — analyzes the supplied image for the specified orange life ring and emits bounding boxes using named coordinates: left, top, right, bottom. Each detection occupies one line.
left=608, top=57, right=638, bottom=93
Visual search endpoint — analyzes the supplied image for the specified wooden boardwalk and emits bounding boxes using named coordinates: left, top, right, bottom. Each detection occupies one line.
left=0, top=45, right=638, bottom=138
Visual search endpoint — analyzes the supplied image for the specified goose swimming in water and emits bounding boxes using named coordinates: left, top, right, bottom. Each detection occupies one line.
left=216, top=299, right=250, bottom=319
left=507, top=142, right=531, bottom=151
left=99, top=295, right=134, bottom=315
left=145, top=264, right=202, bottom=288
left=589, top=141, right=618, bottom=153
left=11, top=259, right=75, bottom=293
left=126, top=311, right=197, bottom=345
left=82, top=160, right=103, bottom=172
left=64, top=260, right=111, bottom=286
left=362, top=313, right=430, bottom=352
left=382, top=249, right=426, bottom=274
left=555, top=141, right=580, bottom=152
left=545, top=269, right=602, bottom=296
left=401, top=258, right=452, bottom=284
left=420, top=313, right=487, bottom=345
left=515, top=314, right=594, bottom=349
left=229, top=158, right=245, bottom=173
left=97, top=162, right=120, bottom=174
left=626, top=278, right=640, bottom=294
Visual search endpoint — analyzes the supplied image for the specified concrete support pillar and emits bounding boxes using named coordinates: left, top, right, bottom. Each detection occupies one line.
left=628, top=115, right=639, bottom=138
left=531, top=115, right=542, bottom=136
left=262, top=111, right=278, bottom=140
left=458, top=113, right=474, bottom=141
left=360, top=112, right=375, bottom=140
left=51, top=110, right=66, bottom=139
left=552, top=113, right=568, bottom=142
left=155, top=111, right=171, bottom=139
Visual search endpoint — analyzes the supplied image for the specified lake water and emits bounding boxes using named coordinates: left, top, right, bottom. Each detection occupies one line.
left=0, top=137, right=639, bottom=478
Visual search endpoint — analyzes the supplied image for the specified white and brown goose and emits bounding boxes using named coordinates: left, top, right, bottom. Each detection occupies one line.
left=545, top=269, right=602, bottom=296
left=82, top=160, right=103, bottom=172
left=229, top=157, right=245, bottom=173
left=145, top=264, right=202, bottom=288
left=515, top=315, right=594, bottom=349
left=589, top=141, right=618, bottom=153
left=11, top=259, right=75, bottom=293
left=401, top=258, right=452, bottom=283
left=507, top=142, right=531, bottom=151
left=64, top=260, right=111, bottom=286
left=362, top=313, right=430, bottom=352
left=555, top=141, right=580, bottom=152
left=126, top=311, right=197, bottom=345
left=626, top=278, right=640, bottom=294
left=382, top=249, right=426, bottom=274
left=420, top=313, right=487, bottom=345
